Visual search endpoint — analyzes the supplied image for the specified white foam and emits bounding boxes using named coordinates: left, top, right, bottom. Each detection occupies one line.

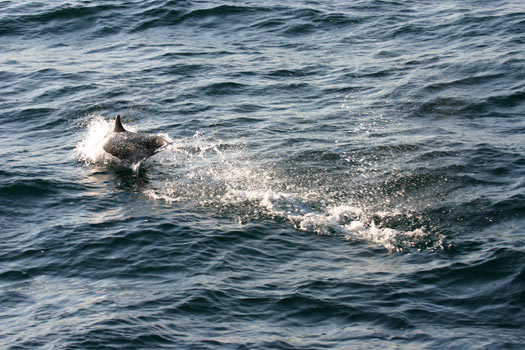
left=220, top=187, right=435, bottom=251
left=75, top=115, right=112, bottom=165
left=143, top=187, right=179, bottom=203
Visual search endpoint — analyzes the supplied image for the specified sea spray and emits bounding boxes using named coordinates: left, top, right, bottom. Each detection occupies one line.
left=75, top=116, right=112, bottom=165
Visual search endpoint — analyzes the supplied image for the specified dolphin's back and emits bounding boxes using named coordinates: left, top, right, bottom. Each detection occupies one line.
left=103, top=131, right=167, bottom=163
left=102, top=115, right=168, bottom=163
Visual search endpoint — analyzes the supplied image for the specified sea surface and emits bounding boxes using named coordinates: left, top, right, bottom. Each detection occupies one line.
left=1, top=1, right=524, bottom=349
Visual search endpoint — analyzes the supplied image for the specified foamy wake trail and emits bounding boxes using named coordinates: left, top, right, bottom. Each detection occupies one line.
left=141, top=135, right=438, bottom=251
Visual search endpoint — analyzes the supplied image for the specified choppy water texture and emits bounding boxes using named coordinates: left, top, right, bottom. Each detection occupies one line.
left=1, top=1, right=524, bottom=349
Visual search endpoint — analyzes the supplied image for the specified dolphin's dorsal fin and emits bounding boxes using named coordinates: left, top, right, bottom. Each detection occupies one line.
left=113, top=115, right=127, bottom=133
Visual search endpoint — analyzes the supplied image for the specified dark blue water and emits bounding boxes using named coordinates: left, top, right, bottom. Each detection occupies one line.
left=1, top=1, right=524, bottom=349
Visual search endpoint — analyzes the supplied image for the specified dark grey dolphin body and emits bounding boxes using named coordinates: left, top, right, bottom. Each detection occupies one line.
left=103, top=115, right=168, bottom=163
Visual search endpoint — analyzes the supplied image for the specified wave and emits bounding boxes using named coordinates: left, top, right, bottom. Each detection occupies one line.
left=0, top=2, right=364, bottom=41
left=0, top=178, right=60, bottom=199
left=0, top=3, right=125, bottom=38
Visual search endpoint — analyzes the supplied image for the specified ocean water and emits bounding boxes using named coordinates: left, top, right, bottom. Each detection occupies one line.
left=1, top=0, right=524, bottom=348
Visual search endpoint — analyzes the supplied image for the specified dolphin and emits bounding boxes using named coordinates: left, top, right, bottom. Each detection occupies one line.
left=103, top=115, right=169, bottom=164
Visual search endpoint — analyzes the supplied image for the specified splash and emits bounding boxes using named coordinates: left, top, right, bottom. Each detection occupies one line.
left=75, top=115, right=112, bottom=165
